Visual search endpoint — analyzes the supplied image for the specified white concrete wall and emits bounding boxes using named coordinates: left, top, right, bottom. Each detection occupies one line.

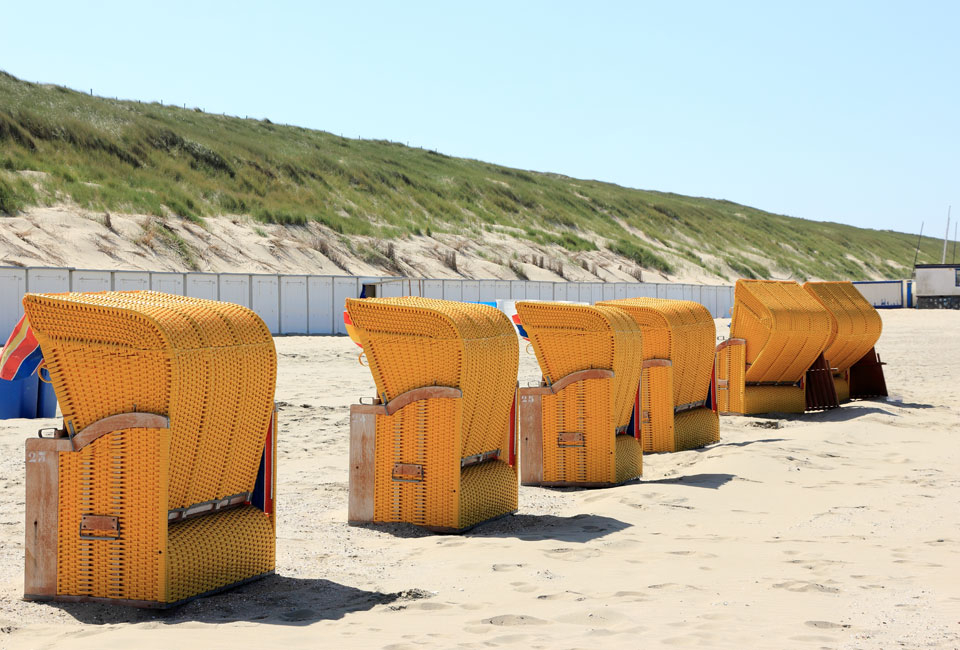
left=219, top=273, right=250, bottom=307
left=150, top=272, right=185, bottom=295
left=113, top=271, right=150, bottom=291
left=0, top=266, right=739, bottom=337
left=308, top=276, right=334, bottom=334
left=70, top=269, right=111, bottom=293
left=914, top=267, right=960, bottom=297
left=185, top=273, right=219, bottom=300
left=251, top=275, right=280, bottom=333
left=280, top=275, right=308, bottom=334
left=852, top=280, right=905, bottom=308
left=0, top=268, right=26, bottom=340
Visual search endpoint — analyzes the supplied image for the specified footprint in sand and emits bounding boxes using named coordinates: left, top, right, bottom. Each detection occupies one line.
left=557, top=609, right=629, bottom=626
left=481, top=614, right=548, bottom=626
left=773, top=580, right=840, bottom=593
left=492, top=563, right=526, bottom=572
left=537, top=590, right=586, bottom=600
left=543, top=547, right=601, bottom=561
left=805, top=620, right=850, bottom=629
left=407, top=601, right=451, bottom=611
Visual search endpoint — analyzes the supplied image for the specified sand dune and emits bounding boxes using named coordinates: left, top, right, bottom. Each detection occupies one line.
left=0, top=309, right=957, bottom=649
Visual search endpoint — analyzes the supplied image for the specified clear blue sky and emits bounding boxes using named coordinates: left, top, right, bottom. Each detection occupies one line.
left=2, top=1, right=957, bottom=236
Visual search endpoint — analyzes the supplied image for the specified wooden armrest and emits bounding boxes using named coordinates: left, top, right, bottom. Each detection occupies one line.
left=642, top=359, right=672, bottom=368
left=351, top=386, right=463, bottom=416
left=522, top=369, right=614, bottom=395
left=716, top=338, right=746, bottom=352
left=71, top=413, right=170, bottom=451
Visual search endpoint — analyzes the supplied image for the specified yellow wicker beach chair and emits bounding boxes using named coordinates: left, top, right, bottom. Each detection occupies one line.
left=716, top=280, right=834, bottom=414
left=23, top=291, right=277, bottom=608
left=597, top=298, right=719, bottom=452
left=802, top=281, right=887, bottom=400
left=515, top=302, right=643, bottom=487
left=345, top=297, right=518, bottom=532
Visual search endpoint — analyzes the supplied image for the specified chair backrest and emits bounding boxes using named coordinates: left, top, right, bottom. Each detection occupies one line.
left=515, top=301, right=642, bottom=429
left=597, top=297, right=715, bottom=407
left=23, top=291, right=276, bottom=510
left=345, top=297, right=518, bottom=459
left=802, top=281, right=883, bottom=372
left=730, top=280, right=832, bottom=383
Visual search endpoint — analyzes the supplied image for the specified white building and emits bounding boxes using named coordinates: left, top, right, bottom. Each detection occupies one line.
left=914, top=264, right=960, bottom=309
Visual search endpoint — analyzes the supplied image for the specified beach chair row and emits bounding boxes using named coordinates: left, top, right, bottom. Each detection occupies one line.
left=715, top=279, right=887, bottom=414
left=15, top=280, right=886, bottom=608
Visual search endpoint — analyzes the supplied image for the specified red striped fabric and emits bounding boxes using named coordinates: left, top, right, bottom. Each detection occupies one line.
left=0, top=315, right=43, bottom=381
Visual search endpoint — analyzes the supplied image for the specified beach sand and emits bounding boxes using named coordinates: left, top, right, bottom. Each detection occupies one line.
left=0, top=309, right=957, bottom=649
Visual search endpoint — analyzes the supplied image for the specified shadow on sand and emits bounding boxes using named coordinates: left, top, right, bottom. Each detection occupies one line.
left=35, top=575, right=423, bottom=626
left=467, top=513, right=631, bottom=542
left=641, top=473, right=736, bottom=489
left=358, top=512, right=631, bottom=543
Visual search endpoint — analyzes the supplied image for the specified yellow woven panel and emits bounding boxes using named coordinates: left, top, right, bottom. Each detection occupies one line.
left=597, top=298, right=715, bottom=407
left=57, top=430, right=168, bottom=602
left=346, top=297, right=518, bottom=460
left=515, top=302, right=643, bottom=429
left=730, top=280, right=832, bottom=384
left=24, top=291, right=277, bottom=511
left=674, top=408, right=719, bottom=450
left=541, top=377, right=618, bottom=484
left=743, top=385, right=805, bottom=414
left=459, top=460, right=517, bottom=529
left=614, top=435, right=643, bottom=483
left=803, top=281, right=883, bottom=372
left=716, top=344, right=746, bottom=413
left=834, top=375, right=851, bottom=402
left=640, top=365, right=675, bottom=452
left=373, top=398, right=461, bottom=529
left=166, top=506, right=274, bottom=603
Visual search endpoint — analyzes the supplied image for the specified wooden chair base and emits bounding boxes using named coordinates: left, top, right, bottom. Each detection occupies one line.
left=24, top=571, right=274, bottom=609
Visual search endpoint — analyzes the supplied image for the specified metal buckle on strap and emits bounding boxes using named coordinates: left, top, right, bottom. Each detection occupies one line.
left=167, top=492, right=250, bottom=522
left=674, top=400, right=707, bottom=414
left=460, top=449, right=500, bottom=468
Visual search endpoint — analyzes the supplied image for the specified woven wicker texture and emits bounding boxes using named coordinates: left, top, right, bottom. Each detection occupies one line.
left=716, top=343, right=746, bottom=414
left=802, top=281, right=883, bottom=373
left=515, top=302, right=642, bottom=429
left=743, top=385, right=806, bottom=414
left=597, top=298, right=715, bottom=405
left=373, top=398, right=461, bottom=528
left=730, top=280, right=832, bottom=383
left=640, top=364, right=675, bottom=452
left=516, top=302, right=643, bottom=484
left=25, top=290, right=277, bottom=605
left=614, top=434, right=643, bottom=484
left=24, top=291, right=277, bottom=510
left=346, top=297, right=518, bottom=459
left=57, top=429, right=168, bottom=602
left=674, top=407, right=721, bottom=449
left=599, top=298, right=719, bottom=452
left=459, top=460, right=518, bottom=529
left=166, top=506, right=275, bottom=603
left=347, top=297, right=518, bottom=530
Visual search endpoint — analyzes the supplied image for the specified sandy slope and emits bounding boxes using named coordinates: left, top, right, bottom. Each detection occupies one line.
left=0, top=309, right=957, bottom=649
left=0, top=205, right=743, bottom=285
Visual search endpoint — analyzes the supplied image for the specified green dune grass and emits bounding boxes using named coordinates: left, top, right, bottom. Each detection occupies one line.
left=0, top=71, right=945, bottom=280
